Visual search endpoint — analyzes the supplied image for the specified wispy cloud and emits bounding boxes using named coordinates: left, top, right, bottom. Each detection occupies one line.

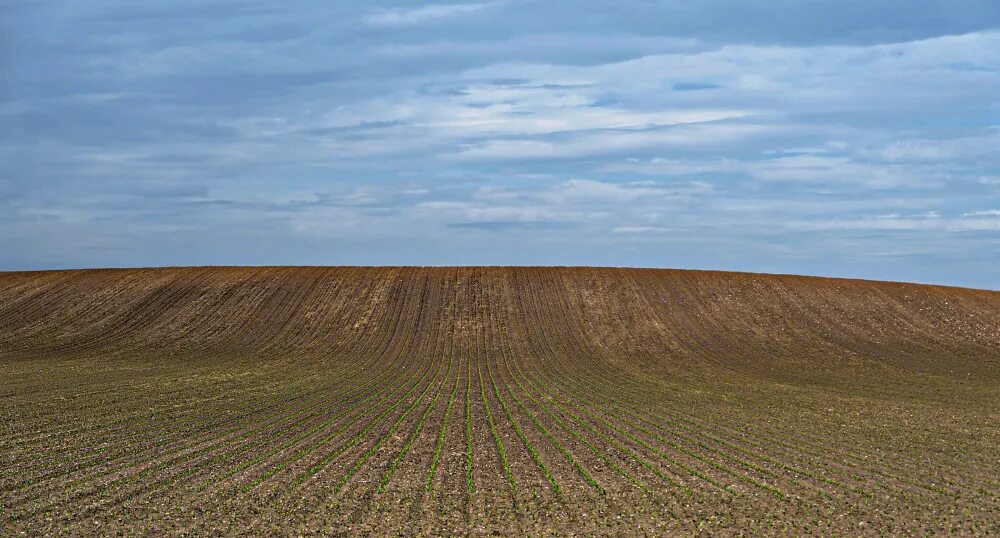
left=964, top=209, right=1000, bottom=217
left=795, top=211, right=1000, bottom=232
left=364, top=2, right=500, bottom=26
left=612, top=226, right=670, bottom=234
left=3, top=1, right=999, bottom=288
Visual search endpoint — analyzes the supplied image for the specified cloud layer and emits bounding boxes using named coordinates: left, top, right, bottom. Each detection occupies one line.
left=2, top=1, right=999, bottom=288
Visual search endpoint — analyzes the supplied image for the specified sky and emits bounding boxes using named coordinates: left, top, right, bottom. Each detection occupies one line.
left=2, top=1, right=999, bottom=289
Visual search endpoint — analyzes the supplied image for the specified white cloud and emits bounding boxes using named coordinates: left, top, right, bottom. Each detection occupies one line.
left=794, top=210, right=1000, bottom=232
left=607, top=154, right=933, bottom=189
left=964, top=209, right=1000, bottom=217
left=367, top=33, right=701, bottom=59
left=415, top=199, right=598, bottom=224
left=749, top=155, right=917, bottom=188
left=364, top=3, right=499, bottom=26
left=406, top=179, right=713, bottom=234
left=450, top=123, right=776, bottom=160
left=612, top=226, right=670, bottom=234
left=302, top=30, right=1000, bottom=174
left=872, top=132, right=1000, bottom=162
left=542, top=179, right=711, bottom=205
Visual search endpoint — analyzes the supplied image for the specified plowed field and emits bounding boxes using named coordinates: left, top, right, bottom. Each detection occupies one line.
left=2, top=267, right=998, bottom=535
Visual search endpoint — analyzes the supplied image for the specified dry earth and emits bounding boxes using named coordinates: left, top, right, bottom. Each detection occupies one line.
left=1, top=266, right=998, bottom=535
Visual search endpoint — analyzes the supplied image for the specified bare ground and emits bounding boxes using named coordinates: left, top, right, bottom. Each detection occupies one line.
left=1, top=266, right=998, bottom=535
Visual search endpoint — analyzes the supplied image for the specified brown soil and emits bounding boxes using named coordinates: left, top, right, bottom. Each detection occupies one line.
left=1, top=266, right=998, bottom=536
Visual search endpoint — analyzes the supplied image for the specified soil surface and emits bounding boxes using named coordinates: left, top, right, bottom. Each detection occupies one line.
left=1, top=266, right=998, bottom=535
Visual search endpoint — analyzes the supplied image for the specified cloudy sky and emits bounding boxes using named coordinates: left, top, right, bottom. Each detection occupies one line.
left=2, top=1, right=999, bottom=288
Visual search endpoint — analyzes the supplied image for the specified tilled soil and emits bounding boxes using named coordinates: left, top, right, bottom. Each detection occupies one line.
left=1, top=266, right=999, bottom=536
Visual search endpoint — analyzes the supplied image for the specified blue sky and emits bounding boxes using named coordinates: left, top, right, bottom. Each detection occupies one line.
left=2, top=1, right=999, bottom=289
